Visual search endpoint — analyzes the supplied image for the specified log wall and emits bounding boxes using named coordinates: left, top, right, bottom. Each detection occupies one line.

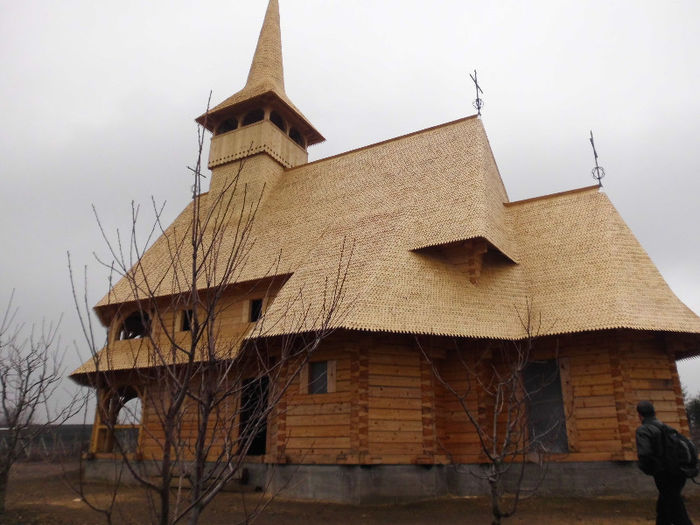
left=96, top=328, right=691, bottom=467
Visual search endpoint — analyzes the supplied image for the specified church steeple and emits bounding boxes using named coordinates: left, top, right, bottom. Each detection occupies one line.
left=246, top=0, right=285, bottom=93
left=196, top=0, right=323, bottom=171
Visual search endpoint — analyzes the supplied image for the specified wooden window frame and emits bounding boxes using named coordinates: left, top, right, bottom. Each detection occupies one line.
left=523, top=358, right=570, bottom=454
left=299, top=360, right=336, bottom=394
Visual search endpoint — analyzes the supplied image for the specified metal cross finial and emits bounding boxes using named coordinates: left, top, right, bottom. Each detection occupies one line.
left=470, top=69, right=484, bottom=117
left=589, top=130, right=605, bottom=187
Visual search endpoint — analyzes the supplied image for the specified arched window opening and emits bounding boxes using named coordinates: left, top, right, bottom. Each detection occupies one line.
left=269, top=111, right=285, bottom=132
left=117, top=311, right=151, bottom=340
left=289, top=127, right=304, bottom=147
left=242, top=108, right=265, bottom=126
left=117, top=393, right=143, bottom=426
left=217, top=118, right=238, bottom=135
left=95, top=386, right=142, bottom=453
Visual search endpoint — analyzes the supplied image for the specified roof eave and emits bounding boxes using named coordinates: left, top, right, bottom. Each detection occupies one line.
left=195, top=91, right=325, bottom=146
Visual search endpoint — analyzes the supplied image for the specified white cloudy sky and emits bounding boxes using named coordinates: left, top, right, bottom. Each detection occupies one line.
left=1, top=0, right=699, bottom=409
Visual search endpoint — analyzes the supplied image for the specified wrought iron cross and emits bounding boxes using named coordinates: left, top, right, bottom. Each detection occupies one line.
left=470, top=69, right=484, bottom=117
left=589, top=130, right=605, bottom=187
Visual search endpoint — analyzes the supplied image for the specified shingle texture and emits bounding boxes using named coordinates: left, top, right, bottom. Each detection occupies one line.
left=93, top=116, right=700, bottom=343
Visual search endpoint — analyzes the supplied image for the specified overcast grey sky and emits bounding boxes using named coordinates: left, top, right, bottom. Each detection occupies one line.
left=1, top=0, right=699, bottom=404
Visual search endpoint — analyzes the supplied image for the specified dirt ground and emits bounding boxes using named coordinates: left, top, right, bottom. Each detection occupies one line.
left=2, top=462, right=699, bottom=524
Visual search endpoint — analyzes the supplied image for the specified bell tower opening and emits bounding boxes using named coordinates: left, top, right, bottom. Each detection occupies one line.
left=195, top=0, right=324, bottom=174
left=242, top=108, right=265, bottom=126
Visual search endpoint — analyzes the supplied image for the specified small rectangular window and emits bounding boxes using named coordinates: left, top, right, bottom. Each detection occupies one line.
left=300, top=360, right=336, bottom=395
left=181, top=309, right=194, bottom=332
left=523, top=360, right=568, bottom=453
left=249, top=299, right=263, bottom=322
left=309, top=361, right=328, bottom=394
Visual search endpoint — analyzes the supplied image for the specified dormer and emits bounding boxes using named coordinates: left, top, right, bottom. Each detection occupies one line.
left=413, top=237, right=516, bottom=285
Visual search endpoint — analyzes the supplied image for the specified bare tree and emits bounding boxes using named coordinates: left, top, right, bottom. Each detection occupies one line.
left=69, top=109, right=353, bottom=525
left=418, top=303, right=565, bottom=525
left=0, top=291, right=82, bottom=513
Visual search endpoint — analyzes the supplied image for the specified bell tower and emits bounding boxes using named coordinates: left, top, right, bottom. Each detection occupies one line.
left=196, top=0, right=324, bottom=195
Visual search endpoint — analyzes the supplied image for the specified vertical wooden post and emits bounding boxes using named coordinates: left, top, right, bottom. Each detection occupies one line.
left=327, top=360, right=337, bottom=394
left=350, top=344, right=360, bottom=457
left=475, top=345, right=491, bottom=462
left=558, top=357, right=579, bottom=452
left=419, top=348, right=437, bottom=461
left=357, top=341, right=369, bottom=462
left=275, top=363, right=288, bottom=463
left=664, top=336, right=691, bottom=435
left=609, top=333, right=636, bottom=460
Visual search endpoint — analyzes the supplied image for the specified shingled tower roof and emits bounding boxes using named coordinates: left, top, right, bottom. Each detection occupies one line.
left=196, top=0, right=324, bottom=146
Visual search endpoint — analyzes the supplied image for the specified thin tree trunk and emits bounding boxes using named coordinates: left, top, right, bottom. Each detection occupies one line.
left=160, top=432, right=172, bottom=525
left=0, top=465, right=10, bottom=514
left=489, top=467, right=502, bottom=525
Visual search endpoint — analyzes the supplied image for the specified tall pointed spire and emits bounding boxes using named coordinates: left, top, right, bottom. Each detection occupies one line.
left=246, top=0, right=285, bottom=93
left=196, top=0, right=324, bottom=147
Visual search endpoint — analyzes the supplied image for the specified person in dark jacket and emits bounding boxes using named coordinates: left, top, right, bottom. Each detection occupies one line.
left=636, top=400, right=694, bottom=525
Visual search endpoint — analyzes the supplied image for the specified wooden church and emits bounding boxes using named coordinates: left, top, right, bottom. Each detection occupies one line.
left=71, top=0, right=700, bottom=502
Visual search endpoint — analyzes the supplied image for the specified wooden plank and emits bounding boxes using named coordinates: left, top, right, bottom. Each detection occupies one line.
left=572, top=384, right=615, bottom=396
left=571, top=374, right=614, bottom=387
left=368, top=386, right=422, bottom=399
left=577, top=429, right=626, bottom=441
left=369, top=375, right=422, bottom=388
left=576, top=405, right=617, bottom=419
left=558, top=357, right=579, bottom=452
left=285, top=437, right=351, bottom=449
left=368, top=431, right=422, bottom=444
left=358, top=345, right=370, bottom=456
left=439, top=432, right=481, bottom=444
left=287, top=425, right=349, bottom=438
left=369, top=408, right=423, bottom=421
left=370, top=364, right=421, bottom=378
left=629, top=379, right=674, bottom=390
left=327, top=359, right=337, bottom=394
left=368, top=397, right=422, bottom=410
left=368, top=442, right=423, bottom=455
left=574, top=395, right=616, bottom=408
left=287, top=392, right=352, bottom=404
left=575, top=440, right=623, bottom=453
left=299, top=363, right=308, bottom=394
left=368, top=419, right=423, bottom=432
left=627, top=368, right=672, bottom=379
left=286, top=403, right=351, bottom=416
left=350, top=345, right=360, bottom=454
left=286, top=414, right=349, bottom=427
left=370, top=353, right=420, bottom=366
left=575, top=417, right=620, bottom=430
left=419, top=354, right=437, bottom=458
left=666, top=345, right=691, bottom=434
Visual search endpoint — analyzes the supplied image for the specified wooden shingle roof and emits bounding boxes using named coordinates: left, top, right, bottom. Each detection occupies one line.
left=93, top=116, right=700, bottom=342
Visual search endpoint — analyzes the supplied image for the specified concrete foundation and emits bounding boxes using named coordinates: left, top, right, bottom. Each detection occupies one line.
left=83, top=459, right=700, bottom=503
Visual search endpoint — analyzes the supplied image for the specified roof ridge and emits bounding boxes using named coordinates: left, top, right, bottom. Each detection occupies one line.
left=288, top=114, right=480, bottom=172
left=505, top=185, right=600, bottom=207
